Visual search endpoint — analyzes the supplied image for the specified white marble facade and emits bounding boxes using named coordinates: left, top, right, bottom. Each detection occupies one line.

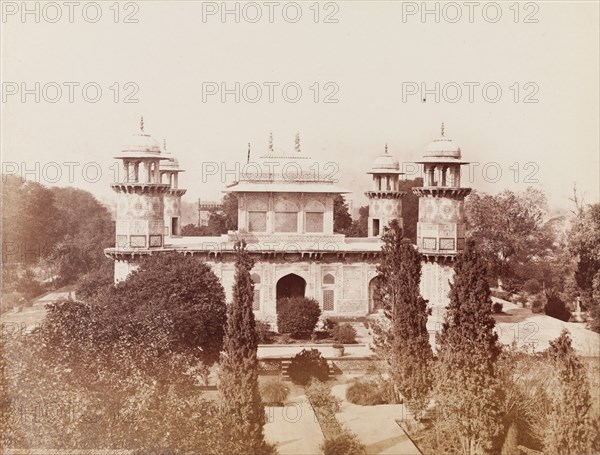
left=108, top=126, right=472, bottom=324
left=208, top=260, right=379, bottom=323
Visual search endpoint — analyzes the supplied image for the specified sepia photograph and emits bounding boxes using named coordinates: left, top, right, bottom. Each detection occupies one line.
left=1, top=1, right=599, bottom=454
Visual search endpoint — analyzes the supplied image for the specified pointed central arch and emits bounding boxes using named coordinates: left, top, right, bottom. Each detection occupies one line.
left=276, top=273, right=306, bottom=300
left=368, top=276, right=384, bottom=313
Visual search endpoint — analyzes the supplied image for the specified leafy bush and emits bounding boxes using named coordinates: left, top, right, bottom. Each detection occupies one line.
left=1, top=291, right=24, bottom=312
left=324, top=318, right=338, bottom=332
left=516, top=293, right=529, bottom=306
left=15, top=269, right=45, bottom=300
left=3, top=333, right=229, bottom=453
left=492, top=302, right=503, bottom=314
left=277, top=297, right=321, bottom=338
left=331, top=324, right=357, bottom=344
left=523, top=278, right=542, bottom=295
left=75, top=261, right=114, bottom=300
left=260, top=379, right=289, bottom=405
left=321, top=429, right=366, bottom=455
left=256, top=320, right=273, bottom=344
left=288, top=348, right=329, bottom=385
left=44, top=253, right=228, bottom=367
left=305, top=379, right=340, bottom=412
left=544, top=290, right=571, bottom=321
left=531, top=294, right=545, bottom=312
left=345, top=377, right=392, bottom=406
left=501, top=278, right=522, bottom=294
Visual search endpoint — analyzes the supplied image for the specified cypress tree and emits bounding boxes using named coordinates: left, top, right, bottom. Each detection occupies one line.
left=434, top=239, right=503, bottom=455
left=218, top=241, right=273, bottom=454
left=378, top=219, right=433, bottom=417
left=544, top=330, right=595, bottom=455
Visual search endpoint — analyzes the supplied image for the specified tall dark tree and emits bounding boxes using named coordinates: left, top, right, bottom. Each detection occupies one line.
left=465, top=188, right=552, bottom=288
left=49, top=187, right=115, bottom=284
left=398, top=177, right=422, bottom=243
left=544, top=289, right=572, bottom=321
left=218, top=241, right=273, bottom=455
left=378, top=219, right=432, bottom=416
left=347, top=205, right=369, bottom=238
left=333, top=194, right=353, bottom=233
left=222, top=193, right=239, bottom=231
left=544, top=330, right=596, bottom=455
left=1, top=175, right=62, bottom=265
left=435, top=239, right=503, bottom=455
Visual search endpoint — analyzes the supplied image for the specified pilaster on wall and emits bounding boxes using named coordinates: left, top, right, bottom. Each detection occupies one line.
left=420, top=258, right=455, bottom=329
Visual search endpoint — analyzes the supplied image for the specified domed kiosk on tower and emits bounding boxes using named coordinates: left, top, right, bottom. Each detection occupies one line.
left=412, top=123, right=472, bottom=321
left=111, top=118, right=170, bottom=265
left=365, top=144, right=405, bottom=237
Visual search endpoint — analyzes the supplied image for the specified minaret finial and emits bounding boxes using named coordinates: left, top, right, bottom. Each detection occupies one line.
left=163, top=138, right=167, bottom=151
left=247, top=142, right=251, bottom=164
left=140, top=115, right=144, bottom=132
left=384, top=143, right=388, bottom=154
left=441, top=122, right=445, bottom=137
left=268, top=132, right=274, bottom=152
left=294, top=133, right=301, bottom=153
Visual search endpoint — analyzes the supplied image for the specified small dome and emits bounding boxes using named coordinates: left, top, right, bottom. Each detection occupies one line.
left=371, top=153, right=399, bottom=171
left=368, top=145, right=401, bottom=174
left=423, top=124, right=461, bottom=159
left=122, top=132, right=161, bottom=154
left=424, top=137, right=461, bottom=158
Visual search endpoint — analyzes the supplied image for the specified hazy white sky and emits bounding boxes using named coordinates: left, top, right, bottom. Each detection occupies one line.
left=2, top=1, right=599, bottom=212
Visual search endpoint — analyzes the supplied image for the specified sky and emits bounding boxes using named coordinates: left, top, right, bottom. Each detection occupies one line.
left=2, top=1, right=599, bottom=213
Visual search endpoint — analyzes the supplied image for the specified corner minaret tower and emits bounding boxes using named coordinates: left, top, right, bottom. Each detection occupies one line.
left=160, top=139, right=186, bottom=240
left=111, top=118, right=169, bottom=281
left=365, top=144, right=405, bottom=237
left=413, top=124, right=471, bottom=323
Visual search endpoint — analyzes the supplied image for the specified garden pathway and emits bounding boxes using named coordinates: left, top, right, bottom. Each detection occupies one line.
left=263, top=392, right=324, bottom=455
left=331, top=383, right=422, bottom=455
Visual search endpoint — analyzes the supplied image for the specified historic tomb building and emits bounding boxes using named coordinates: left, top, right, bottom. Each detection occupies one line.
left=106, top=123, right=470, bottom=326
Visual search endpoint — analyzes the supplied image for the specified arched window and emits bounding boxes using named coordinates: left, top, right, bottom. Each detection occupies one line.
left=305, top=200, right=325, bottom=233
left=251, top=273, right=261, bottom=310
left=248, top=199, right=268, bottom=233
left=323, top=273, right=335, bottom=285
left=322, top=273, right=335, bottom=311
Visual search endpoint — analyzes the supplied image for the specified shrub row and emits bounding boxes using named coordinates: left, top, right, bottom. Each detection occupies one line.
left=304, top=379, right=366, bottom=455
left=345, top=376, right=393, bottom=406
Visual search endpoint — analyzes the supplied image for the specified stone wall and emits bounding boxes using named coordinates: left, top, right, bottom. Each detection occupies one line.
left=420, top=259, right=454, bottom=319
left=238, top=193, right=334, bottom=235
left=417, top=195, right=466, bottom=253
left=207, top=259, right=378, bottom=323
left=115, top=191, right=164, bottom=250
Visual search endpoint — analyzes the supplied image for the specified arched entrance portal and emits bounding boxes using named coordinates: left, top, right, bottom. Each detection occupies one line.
left=276, top=273, right=306, bottom=300
left=368, top=276, right=384, bottom=313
